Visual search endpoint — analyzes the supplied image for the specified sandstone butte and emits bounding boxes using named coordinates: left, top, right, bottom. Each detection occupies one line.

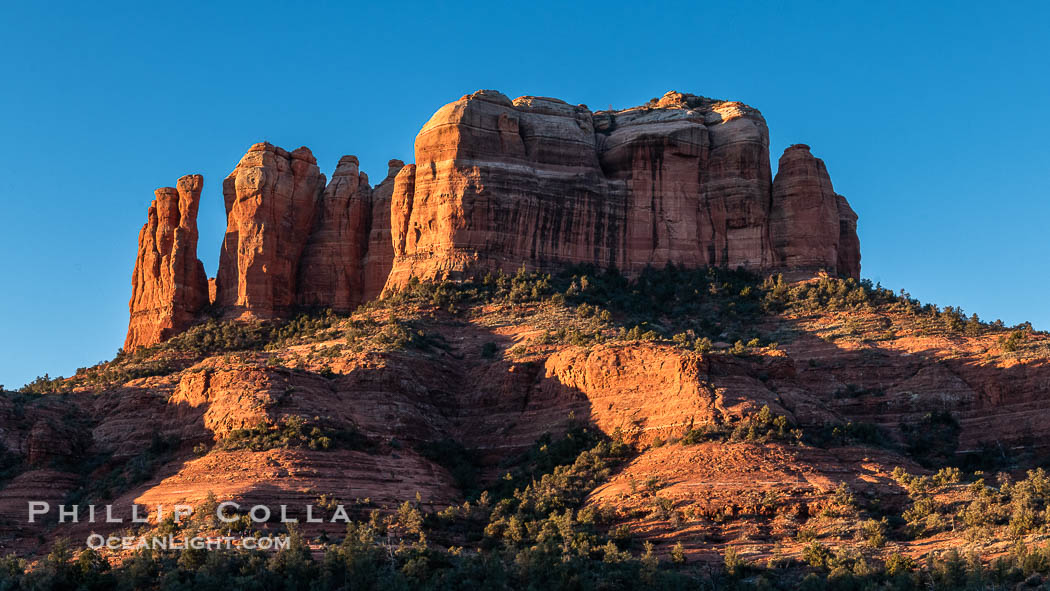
left=8, top=90, right=1050, bottom=574
left=123, top=90, right=860, bottom=350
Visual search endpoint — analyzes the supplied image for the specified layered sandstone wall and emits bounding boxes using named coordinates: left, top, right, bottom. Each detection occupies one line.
left=126, top=146, right=401, bottom=348
left=125, top=90, right=861, bottom=349
left=595, top=93, right=776, bottom=272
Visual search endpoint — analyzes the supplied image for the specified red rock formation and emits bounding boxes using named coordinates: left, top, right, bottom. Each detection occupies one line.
left=215, top=146, right=403, bottom=316
left=389, top=164, right=417, bottom=271
left=384, top=91, right=620, bottom=289
left=126, top=91, right=861, bottom=347
left=22, top=284, right=1050, bottom=556
left=836, top=195, right=861, bottom=279
left=384, top=90, right=860, bottom=291
left=125, top=174, right=208, bottom=350
left=215, top=143, right=325, bottom=318
left=770, top=144, right=843, bottom=274
left=769, top=144, right=860, bottom=278
left=362, top=159, right=404, bottom=301
left=297, top=155, right=372, bottom=312
left=595, top=92, right=776, bottom=271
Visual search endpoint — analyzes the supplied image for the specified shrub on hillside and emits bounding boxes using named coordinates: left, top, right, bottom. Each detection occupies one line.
left=217, top=416, right=374, bottom=453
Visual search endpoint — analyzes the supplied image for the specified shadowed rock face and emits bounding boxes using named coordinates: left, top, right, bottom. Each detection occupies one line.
left=296, top=157, right=407, bottom=311
left=384, top=90, right=860, bottom=292
left=362, top=160, right=404, bottom=301
left=125, top=174, right=208, bottom=350
left=596, top=92, right=776, bottom=272
left=125, top=89, right=861, bottom=348
left=296, top=155, right=372, bottom=312
left=28, top=293, right=1050, bottom=558
left=836, top=195, right=861, bottom=279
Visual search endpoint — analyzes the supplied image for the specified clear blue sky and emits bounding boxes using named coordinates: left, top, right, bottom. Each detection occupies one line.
left=1, top=1, right=1047, bottom=388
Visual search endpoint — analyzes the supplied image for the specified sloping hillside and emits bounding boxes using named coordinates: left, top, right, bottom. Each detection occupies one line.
left=3, top=268, right=1050, bottom=588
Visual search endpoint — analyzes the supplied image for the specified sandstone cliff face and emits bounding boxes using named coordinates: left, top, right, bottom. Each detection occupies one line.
left=126, top=142, right=403, bottom=347
left=384, top=91, right=619, bottom=289
left=390, top=164, right=417, bottom=268
left=596, top=93, right=776, bottom=271
left=385, top=90, right=860, bottom=292
left=23, top=268, right=1050, bottom=558
left=125, top=175, right=209, bottom=350
left=215, top=143, right=326, bottom=318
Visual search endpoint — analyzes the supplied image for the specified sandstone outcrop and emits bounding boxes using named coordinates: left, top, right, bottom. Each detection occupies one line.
left=836, top=195, right=861, bottom=279
left=296, top=155, right=372, bottom=312
left=21, top=268, right=1050, bottom=559
left=213, top=147, right=406, bottom=317
left=597, top=92, right=776, bottom=272
left=215, top=143, right=326, bottom=318
left=125, top=175, right=209, bottom=350
left=362, top=159, right=404, bottom=301
left=32, top=90, right=1050, bottom=568
left=126, top=90, right=861, bottom=348
left=770, top=144, right=860, bottom=278
left=384, top=90, right=860, bottom=291
left=296, top=157, right=406, bottom=310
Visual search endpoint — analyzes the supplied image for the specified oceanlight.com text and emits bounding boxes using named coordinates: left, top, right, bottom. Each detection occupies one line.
left=85, top=534, right=290, bottom=551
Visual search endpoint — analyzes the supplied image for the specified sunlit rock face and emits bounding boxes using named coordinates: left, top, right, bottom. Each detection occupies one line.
left=126, top=89, right=861, bottom=349
left=295, top=157, right=408, bottom=311
left=215, top=142, right=326, bottom=318
left=296, top=155, right=372, bottom=312
left=385, top=90, right=859, bottom=291
left=362, top=159, right=405, bottom=301
left=125, top=174, right=209, bottom=350
left=214, top=146, right=405, bottom=318
left=771, top=144, right=861, bottom=278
